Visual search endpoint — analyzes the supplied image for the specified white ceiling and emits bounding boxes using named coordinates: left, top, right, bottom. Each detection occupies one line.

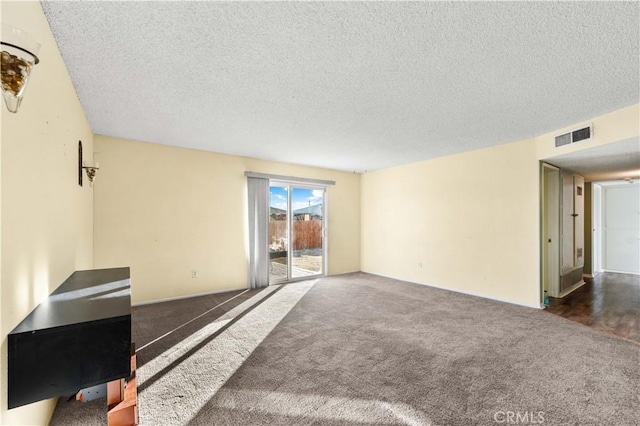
left=544, top=137, right=640, bottom=183
left=41, top=1, right=639, bottom=172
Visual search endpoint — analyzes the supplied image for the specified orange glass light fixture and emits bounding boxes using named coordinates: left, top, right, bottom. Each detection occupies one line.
left=1, top=24, right=40, bottom=113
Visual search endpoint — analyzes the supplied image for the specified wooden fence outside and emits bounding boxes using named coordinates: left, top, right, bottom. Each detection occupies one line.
left=269, top=220, right=323, bottom=251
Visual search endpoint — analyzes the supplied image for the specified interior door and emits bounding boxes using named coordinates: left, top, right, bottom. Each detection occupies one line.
left=603, top=184, right=640, bottom=273
left=542, top=165, right=560, bottom=298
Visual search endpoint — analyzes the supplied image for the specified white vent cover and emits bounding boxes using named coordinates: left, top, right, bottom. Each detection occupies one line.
left=555, top=125, right=593, bottom=147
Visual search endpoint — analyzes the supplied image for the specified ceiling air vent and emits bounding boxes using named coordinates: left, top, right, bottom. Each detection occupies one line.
left=555, top=125, right=592, bottom=147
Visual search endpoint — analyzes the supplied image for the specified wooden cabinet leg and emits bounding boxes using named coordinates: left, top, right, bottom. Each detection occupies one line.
left=107, top=345, right=138, bottom=426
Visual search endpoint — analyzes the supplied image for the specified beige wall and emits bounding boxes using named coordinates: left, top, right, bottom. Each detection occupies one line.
left=1, top=2, right=94, bottom=425
left=361, top=138, right=541, bottom=308
left=361, top=103, right=639, bottom=309
left=93, top=136, right=361, bottom=303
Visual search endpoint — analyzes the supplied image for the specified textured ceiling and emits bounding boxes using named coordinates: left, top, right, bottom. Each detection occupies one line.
left=42, top=1, right=639, bottom=172
left=545, top=137, right=640, bottom=183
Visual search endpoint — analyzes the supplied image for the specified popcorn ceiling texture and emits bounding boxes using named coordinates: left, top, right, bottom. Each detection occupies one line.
left=42, top=1, right=639, bottom=172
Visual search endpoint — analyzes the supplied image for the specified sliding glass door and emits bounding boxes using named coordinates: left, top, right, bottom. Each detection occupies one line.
left=269, top=182, right=325, bottom=283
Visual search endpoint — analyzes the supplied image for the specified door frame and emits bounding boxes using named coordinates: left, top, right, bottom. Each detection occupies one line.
left=269, top=179, right=328, bottom=284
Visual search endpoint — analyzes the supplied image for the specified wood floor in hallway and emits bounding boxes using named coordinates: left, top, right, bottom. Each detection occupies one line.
left=546, top=272, right=639, bottom=343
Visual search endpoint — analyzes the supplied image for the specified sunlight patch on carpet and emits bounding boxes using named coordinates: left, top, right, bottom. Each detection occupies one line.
left=137, top=280, right=317, bottom=425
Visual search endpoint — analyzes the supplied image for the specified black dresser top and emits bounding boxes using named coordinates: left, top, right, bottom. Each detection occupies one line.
left=10, top=267, right=131, bottom=334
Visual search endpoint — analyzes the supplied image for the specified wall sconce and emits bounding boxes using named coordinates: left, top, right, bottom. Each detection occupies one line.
left=82, top=164, right=100, bottom=185
left=78, top=140, right=100, bottom=187
left=1, top=24, right=40, bottom=113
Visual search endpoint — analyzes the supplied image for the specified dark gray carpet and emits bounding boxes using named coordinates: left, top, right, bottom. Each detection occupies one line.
left=51, top=273, right=640, bottom=425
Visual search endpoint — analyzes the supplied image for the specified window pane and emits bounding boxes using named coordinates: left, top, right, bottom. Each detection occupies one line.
left=269, top=185, right=288, bottom=283
left=291, top=187, right=323, bottom=278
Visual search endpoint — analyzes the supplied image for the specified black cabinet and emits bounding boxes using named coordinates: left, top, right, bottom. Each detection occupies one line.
left=8, top=267, right=132, bottom=409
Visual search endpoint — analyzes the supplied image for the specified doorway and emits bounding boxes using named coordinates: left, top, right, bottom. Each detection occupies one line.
left=545, top=179, right=640, bottom=342
left=269, top=181, right=326, bottom=284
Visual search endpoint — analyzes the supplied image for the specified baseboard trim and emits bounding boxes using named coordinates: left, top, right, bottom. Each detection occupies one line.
left=602, top=269, right=640, bottom=276
left=133, top=286, right=249, bottom=306
left=419, top=281, right=543, bottom=309
left=582, top=273, right=594, bottom=279
left=365, top=272, right=542, bottom=309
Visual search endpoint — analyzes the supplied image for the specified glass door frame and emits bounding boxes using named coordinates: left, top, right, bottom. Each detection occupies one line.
left=269, top=179, right=328, bottom=284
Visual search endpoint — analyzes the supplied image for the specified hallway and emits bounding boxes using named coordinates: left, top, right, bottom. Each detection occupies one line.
left=546, top=272, right=639, bottom=343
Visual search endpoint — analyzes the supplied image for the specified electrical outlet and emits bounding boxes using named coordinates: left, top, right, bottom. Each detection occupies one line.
left=191, top=270, right=198, bottom=278
left=417, top=261, right=423, bottom=268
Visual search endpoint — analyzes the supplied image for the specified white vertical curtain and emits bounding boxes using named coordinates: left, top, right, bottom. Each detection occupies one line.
left=247, top=177, right=269, bottom=289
